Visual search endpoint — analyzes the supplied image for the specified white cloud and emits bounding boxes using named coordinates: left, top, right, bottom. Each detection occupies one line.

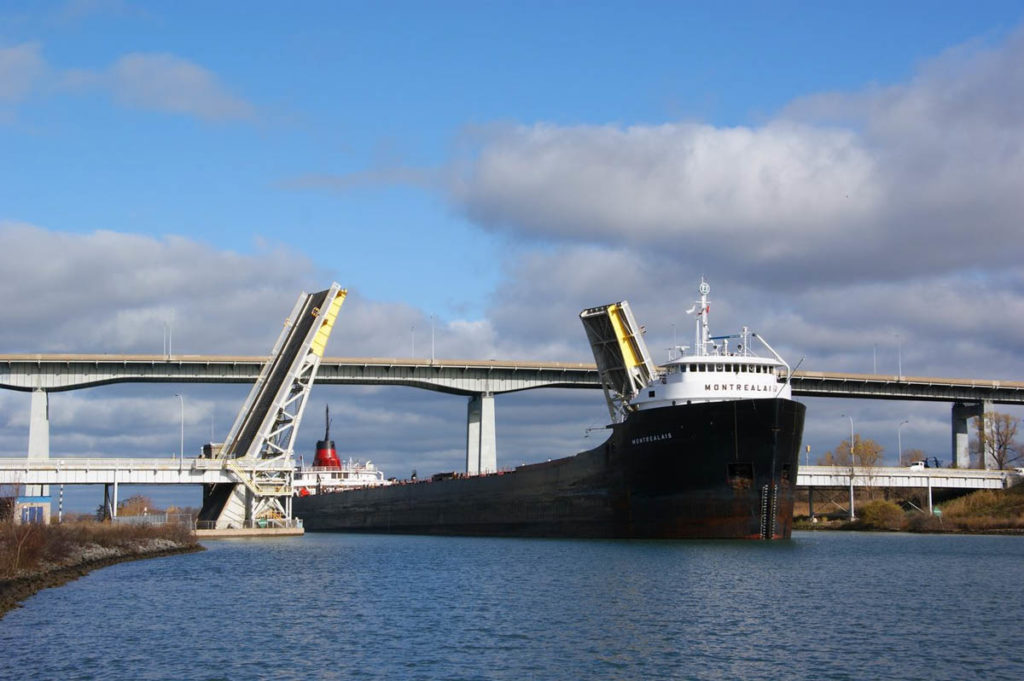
left=0, top=222, right=317, bottom=353
left=0, top=42, right=46, bottom=102
left=104, top=52, right=254, bottom=120
left=444, top=27, right=1024, bottom=287
left=451, top=121, right=879, bottom=254
left=4, top=44, right=254, bottom=120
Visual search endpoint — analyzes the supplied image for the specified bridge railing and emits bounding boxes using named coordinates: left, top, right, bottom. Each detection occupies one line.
left=194, top=517, right=303, bottom=531
left=796, top=465, right=1021, bottom=489
left=0, top=457, right=186, bottom=471
left=0, top=456, right=296, bottom=471
left=112, top=513, right=194, bottom=527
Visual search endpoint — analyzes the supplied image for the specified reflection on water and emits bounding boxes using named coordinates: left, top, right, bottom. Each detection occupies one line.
left=3, top=532, right=1022, bottom=680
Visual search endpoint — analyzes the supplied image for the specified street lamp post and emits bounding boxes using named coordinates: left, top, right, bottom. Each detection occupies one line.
left=898, top=419, right=909, bottom=466
left=896, top=333, right=902, bottom=379
left=174, top=394, right=184, bottom=461
left=841, top=413, right=856, bottom=520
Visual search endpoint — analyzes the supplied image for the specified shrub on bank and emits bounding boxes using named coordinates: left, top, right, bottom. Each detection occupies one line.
left=1, top=521, right=197, bottom=578
left=855, top=500, right=905, bottom=530
left=941, top=485, right=1024, bottom=520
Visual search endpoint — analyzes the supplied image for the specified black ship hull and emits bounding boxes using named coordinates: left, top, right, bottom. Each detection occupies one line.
left=295, top=398, right=806, bottom=539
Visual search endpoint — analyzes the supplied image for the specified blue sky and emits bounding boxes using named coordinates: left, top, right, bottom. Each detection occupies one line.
left=6, top=1, right=1023, bottom=316
left=3, top=1, right=1024, bottom=510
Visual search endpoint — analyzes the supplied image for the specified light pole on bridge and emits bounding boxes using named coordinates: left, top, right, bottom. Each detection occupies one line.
left=895, top=333, right=902, bottom=380
left=841, top=413, right=856, bottom=520
left=174, top=394, right=184, bottom=461
left=898, top=419, right=909, bottom=466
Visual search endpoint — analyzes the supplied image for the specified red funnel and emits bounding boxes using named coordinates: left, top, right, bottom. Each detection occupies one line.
left=313, top=405, right=341, bottom=469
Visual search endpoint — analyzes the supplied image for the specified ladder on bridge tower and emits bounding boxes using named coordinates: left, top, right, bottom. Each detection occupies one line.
left=198, top=284, right=347, bottom=530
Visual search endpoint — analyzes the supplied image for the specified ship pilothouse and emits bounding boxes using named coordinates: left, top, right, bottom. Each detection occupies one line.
left=631, top=279, right=792, bottom=410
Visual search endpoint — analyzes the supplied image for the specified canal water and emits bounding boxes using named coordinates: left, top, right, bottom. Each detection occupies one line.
left=2, top=531, right=1022, bottom=680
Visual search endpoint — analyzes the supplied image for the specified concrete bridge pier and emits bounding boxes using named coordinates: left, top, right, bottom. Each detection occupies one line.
left=951, top=400, right=991, bottom=468
left=466, top=392, right=496, bottom=475
left=102, top=480, right=119, bottom=519
left=25, top=389, right=50, bottom=499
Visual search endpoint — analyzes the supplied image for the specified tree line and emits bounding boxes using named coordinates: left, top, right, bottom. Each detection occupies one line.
left=816, top=410, right=1022, bottom=469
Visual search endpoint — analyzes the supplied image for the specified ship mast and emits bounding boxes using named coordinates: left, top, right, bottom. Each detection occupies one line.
left=690, top=278, right=711, bottom=356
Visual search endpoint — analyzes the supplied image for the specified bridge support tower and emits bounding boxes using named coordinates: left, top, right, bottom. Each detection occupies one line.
left=951, top=400, right=992, bottom=469
left=466, top=392, right=496, bottom=475
left=26, top=389, right=50, bottom=496
left=15, top=388, right=53, bottom=523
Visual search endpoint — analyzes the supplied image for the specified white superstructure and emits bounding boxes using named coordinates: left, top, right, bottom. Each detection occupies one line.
left=294, top=458, right=391, bottom=495
left=631, top=279, right=792, bottom=410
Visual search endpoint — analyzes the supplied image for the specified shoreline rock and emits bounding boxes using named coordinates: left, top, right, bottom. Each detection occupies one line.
left=0, top=540, right=204, bottom=619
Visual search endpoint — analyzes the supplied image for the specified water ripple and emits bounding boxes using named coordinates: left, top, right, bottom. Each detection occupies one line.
left=2, top=532, right=1023, bottom=680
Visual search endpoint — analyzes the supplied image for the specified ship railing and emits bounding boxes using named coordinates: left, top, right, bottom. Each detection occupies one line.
left=298, top=464, right=378, bottom=472
left=296, top=465, right=386, bottom=480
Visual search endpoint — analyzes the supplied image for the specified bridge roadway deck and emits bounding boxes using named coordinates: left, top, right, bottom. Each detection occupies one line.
left=2, top=354, right=1023, bottom=403
left=1, top=457, right=1017, bottom=491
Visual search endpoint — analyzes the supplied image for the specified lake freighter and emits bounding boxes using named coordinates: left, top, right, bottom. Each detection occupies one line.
left=295, top=280, right=805, bottom=539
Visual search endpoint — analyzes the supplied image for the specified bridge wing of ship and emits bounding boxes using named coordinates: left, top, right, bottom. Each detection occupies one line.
left=579, top=301, right=658, bottom=422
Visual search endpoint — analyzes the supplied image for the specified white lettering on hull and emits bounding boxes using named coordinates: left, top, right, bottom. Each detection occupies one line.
left=703, top=383, right=774, bottom=392
left=631, top=433, right=673, bottom=445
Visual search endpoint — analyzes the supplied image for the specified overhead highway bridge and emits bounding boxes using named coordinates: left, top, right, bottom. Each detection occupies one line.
left=3, top=355, right=1023, bottom=471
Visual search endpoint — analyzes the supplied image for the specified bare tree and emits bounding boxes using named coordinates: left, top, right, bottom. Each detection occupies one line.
left=118, top=495, right=156, bottom=517
left=900, top=447, right=926, bottom=466
left=1, top=480, right=23, bottom=523
left=971, top=412, right=1023, bottom=470
left=818, top=435, right=884, bottom=467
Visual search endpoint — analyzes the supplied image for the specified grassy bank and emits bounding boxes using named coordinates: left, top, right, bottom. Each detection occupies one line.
left=1, top=521, right=203, bottom=618
left=795, top=483, right=1024, bottom=533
